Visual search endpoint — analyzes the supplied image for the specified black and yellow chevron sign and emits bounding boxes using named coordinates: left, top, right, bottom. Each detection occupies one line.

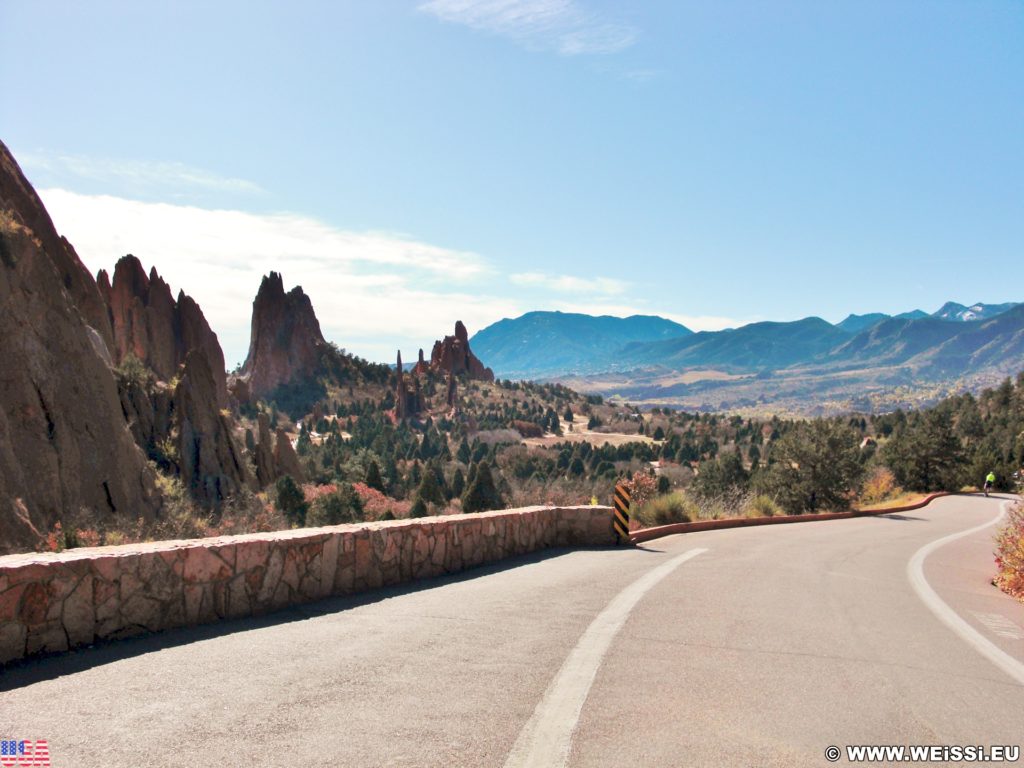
left=613, top=482, right=630, bottom=543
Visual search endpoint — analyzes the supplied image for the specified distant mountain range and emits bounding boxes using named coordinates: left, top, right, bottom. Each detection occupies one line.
left=470, top=303, right=1024, bottom=415
left=471, top=302, right=1022, bottom=381
left=469, top=311, right=691, bottom=378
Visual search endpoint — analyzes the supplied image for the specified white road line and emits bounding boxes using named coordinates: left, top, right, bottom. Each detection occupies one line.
left=907, top=500, right=1024, bottom=687
left=504, top=547, right=708, bottom=768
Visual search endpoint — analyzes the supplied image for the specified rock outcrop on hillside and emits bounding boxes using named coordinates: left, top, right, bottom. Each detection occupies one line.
left=411, top=349, right=429, bottom=376
left=97, top=254, right=228, bottom=408
left=235, top=272, right=330, bottom=410
left=173, top=350, right=252, bottom=505
left=0, top=144, right=114, bottom=354
left=446, top=372, right=458, bottom=410
left=0, top=141, right=159, bottom=552
left=394, top=351, right=424, bottom=421
left=429, top=321, right=494, bottom=382
left=249, top=412, right=304, bottom=486
left=273, top=428, right=305, bottom=483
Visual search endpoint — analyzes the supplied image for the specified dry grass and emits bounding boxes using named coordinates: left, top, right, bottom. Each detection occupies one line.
left=856, top=490, right=930, bottom=512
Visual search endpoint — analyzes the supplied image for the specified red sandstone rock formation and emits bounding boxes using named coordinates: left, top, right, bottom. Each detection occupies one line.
left=173, top=350, right=253, bottom=505
left=0, top=143, right=114, bottom=354
left=411, top=348, right=430, bottom=376
left=97, top=254, right=228, bottom=408
left=394, top=351, right=425, bottom=421
left=0, top=141, right=160, bottom=552
left=248, top=411, right=304, bottom=486
left=446, top=372, right=458, bottom=409
left=253, top=413, right=277, bottom=487
left=237, top=272, right=329, bottom=404
left=428, top=321, right=494, bottom=382
left=273, top=428, right=305, bottom=482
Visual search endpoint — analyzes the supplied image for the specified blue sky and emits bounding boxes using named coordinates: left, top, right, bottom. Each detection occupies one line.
left=2, top=1, right=1021, bottom=367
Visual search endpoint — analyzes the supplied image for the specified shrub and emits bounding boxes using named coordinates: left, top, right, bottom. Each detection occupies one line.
left=307, top=483, right=364, bottom=526
left=115, top=353, right=154, bottom=389
left=744, top=494, right=781, bottom=518
left=860, top=466, right=901, bottom=505
left=275, top=475, right=308, bottom=527
left=633, top=492, right=698, bottom=527
left=994, top=502, right=1024, bottom=602
left=692, top=452, right=749, bottom=499
left=623, top=472, right=658, bottom=507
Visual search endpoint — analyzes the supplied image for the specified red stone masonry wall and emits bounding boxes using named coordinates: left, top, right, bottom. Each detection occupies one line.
left=0, top=506, right=615, bottom=664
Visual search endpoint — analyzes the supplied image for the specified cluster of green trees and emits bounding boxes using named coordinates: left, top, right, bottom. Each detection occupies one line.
left=685, top=374, right=1024, bottom=512
left=876, top=374, right=1024, bottom=492
left=266, top=362, right=1024, bottom=525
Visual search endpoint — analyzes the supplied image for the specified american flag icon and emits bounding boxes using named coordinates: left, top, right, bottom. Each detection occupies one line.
left=0, top=740, right=50, bottom=767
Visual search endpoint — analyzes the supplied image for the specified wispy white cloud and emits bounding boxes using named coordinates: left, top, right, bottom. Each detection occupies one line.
left=19, top=151, right=265, bottom=196
left=39, top=189, right=504, bottom=366
left=36, top=188, right=745, bottom=369
left=510, top=271, right=627, bottom=295
left=418, top=0, right=636, bottom=55
left=551, top=301, right=745, bottom=332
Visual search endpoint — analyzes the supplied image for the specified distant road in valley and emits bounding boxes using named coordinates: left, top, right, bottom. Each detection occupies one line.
left=2, top=496, right=1021, bottom=767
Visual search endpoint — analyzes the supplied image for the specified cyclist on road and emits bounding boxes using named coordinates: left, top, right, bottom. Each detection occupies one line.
left=984, top=471, right=996, bottom=497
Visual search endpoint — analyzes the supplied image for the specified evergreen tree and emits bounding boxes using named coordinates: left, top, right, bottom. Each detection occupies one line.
left=451, top=467, right=466, bottom=498
left=693, top=451, right=749, bottom=498
left=748, top=444, right=761, bottom=472
left=365, top=459, right=385, bottom=493
left=275, top=475, right=307, bottom=527
left=416, top=471, right=446, bottom=506
left=757, top=420, right=865, bottom=513
left=882, top=409, right=966, bottom=491
left=462, top=461, right=504, bottom=513
left=410, top=496, right=429, bottom=518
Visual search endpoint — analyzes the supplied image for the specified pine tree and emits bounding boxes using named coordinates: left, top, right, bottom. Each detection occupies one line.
left=451, top=467, right=465, bottom=497
left=275, top=475, right=307, bottom=527
left=462, top=461, right=504, bottom=513
left=410, top=496, right=429, bottom=518
left=365, top=459, right=385, bottom=493
left=416, top=471, right=445, bottom=506
left=457, top=438, right=471, bottom=464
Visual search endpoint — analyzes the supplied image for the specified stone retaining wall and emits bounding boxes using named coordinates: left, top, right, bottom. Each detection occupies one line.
left=0, top=506, right=615, bottom=664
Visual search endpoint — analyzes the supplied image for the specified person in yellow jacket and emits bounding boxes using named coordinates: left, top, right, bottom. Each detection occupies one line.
left=984, top=471, right=996, bottom=497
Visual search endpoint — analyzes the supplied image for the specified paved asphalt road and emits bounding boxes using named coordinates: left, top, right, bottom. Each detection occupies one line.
left=2, top=495, right=1022, bottom=767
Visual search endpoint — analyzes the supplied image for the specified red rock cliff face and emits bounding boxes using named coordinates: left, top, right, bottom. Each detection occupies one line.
left=238, top=272, right=329, bottom=402
left=97, top=254, right=228, bottom=408
left=429, top=321, right=494, bottom=382
left=0, top=145, right=114, bottom=355
left=0, top=142, right=159, bottom=553
left=173, top=350, right=253, bottom=505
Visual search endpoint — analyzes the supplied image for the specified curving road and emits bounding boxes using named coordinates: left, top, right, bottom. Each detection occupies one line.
left=1, top=495, right=1022, bottom=767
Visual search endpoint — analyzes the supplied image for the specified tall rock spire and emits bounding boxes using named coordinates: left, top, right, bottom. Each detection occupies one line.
left=428, top=321, right=494, bottom=382
left=237, top=272, right=328, bottom=406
